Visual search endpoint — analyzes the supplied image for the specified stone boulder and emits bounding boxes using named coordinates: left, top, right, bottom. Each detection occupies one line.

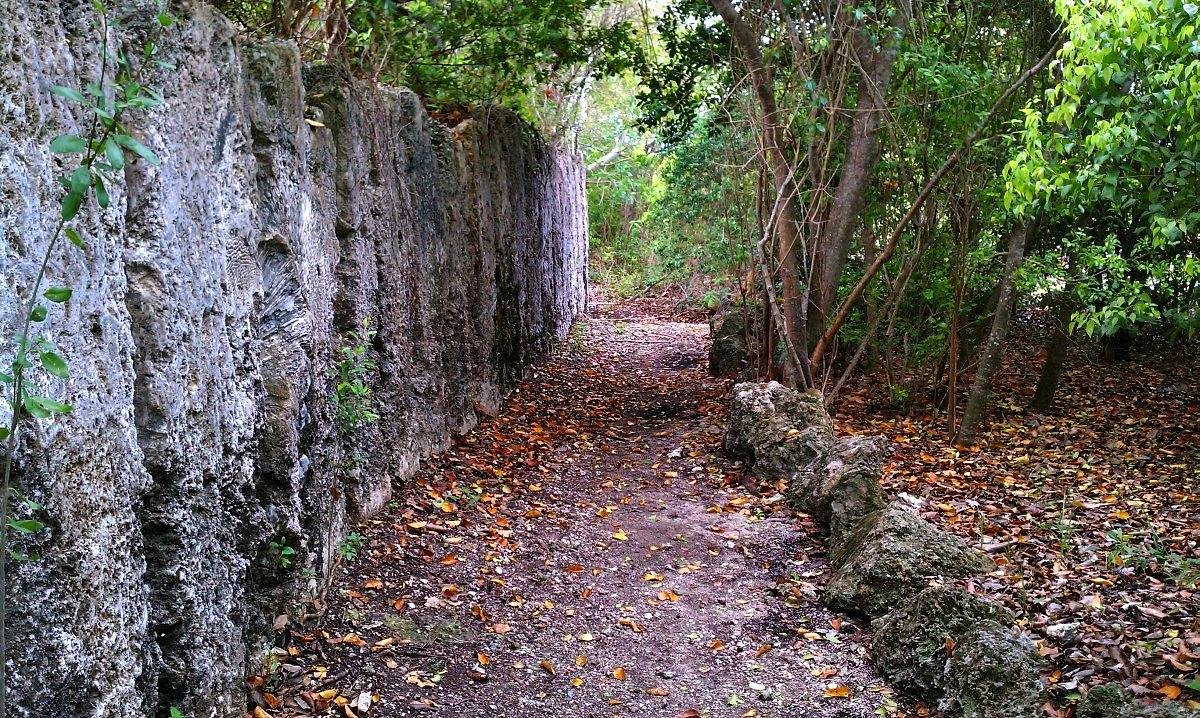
left=941, top=621, right=1045, bottom=718
left=1077, top=684, right=1198, bottom=718
left=872, top=586, right=1015, bottom=699
left=791, top=435, right=888, bottom=545
left=708, top=308, right=750, bottom=376
left=826, top=502, right=993, bottom=616
left=725, top=382, right=834, bottom=479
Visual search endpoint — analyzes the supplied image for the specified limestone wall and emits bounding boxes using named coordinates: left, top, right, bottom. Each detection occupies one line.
left=0, top=3, right=586, bottom=715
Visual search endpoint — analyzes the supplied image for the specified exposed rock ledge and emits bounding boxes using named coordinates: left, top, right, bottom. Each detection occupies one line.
left=0, top=3, right=586, bottom=716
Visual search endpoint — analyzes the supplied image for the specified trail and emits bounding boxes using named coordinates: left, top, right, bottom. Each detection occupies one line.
left=265, top=303, right=891, bottom=718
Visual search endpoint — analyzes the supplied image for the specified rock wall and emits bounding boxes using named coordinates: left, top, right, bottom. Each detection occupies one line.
left=0, top=3, right=586, bottom=716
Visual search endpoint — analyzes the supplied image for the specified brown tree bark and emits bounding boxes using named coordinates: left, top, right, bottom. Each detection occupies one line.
left=709, top=0, right=810, bottom=387
left=815, top=8, right=910, bottom=327
left=1030, top=298, right=1072, bottom=412
left=809, top=39, right=1061, bottom=368
left=955, top=222, right=1034, bottom=446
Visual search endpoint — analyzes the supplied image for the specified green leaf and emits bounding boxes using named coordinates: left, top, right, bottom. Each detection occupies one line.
left=29, top=305, right=47, bottom=323
left=8, top=519, right=44, bottom=534
left=61, top=189, right=84, bottom=221
left=94, top=174, right=109, bottom=209
left=40, top=351, right=69, bottom=379
left=104, top=138, right=125, bottom=170
left=23, top=395, right=72, bottom=418
left=69, top=166, right=90, bottom=194
left=114, top=134, right=159, bottom=165
left=0, top=427, right=8, bottom=440
left=50, top=134, right=87, bottom=154
left=65, top=227, right=85, bottom=249
left=157, top=12, right=175, bottom=27
left=50, top=85, right=85, bottom=103
left=45, top=286, right=72, bottom=303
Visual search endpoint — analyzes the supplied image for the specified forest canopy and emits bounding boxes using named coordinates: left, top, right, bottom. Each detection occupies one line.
left=214, top=0, right=1199, bottom=441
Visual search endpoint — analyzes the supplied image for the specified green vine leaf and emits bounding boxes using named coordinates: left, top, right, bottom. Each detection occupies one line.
left=50, top=85, right=85, bottom=103
left=29, top=305, right=47, bottom=323
left=39, top=351, right=69, bottom=379
left=65, top=227, right=85, bottom=249
left=114, top=134, right=159, bottom=165
left=50, top=134, right=87, bottom=154
left=44, top=287, right=72, bottom=303
left=8, top=519, right=43, bottom=534
left=23, top=395, right=72, bottom=418
left=104, top=138, right=125, bottom=170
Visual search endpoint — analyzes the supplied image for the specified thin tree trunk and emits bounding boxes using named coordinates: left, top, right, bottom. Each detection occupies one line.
left=810, top=39, right=1061, bottom=367
left=955, top=222, right=1034, bottom=446
left=1030, top=297, right=1071, bottom=412
left=815, top=7, right=910, bottom=325
left=710, top=0, right=808, bottom=372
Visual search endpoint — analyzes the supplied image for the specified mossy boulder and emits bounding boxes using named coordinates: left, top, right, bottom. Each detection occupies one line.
left=940, top=621, right=1045, bottom=718
left=709, top=309, right=750, bottom=376
left=725, top=382, right=834, bottom=480
left=791, top=435, right=888, bottom=544
left=872, top=586, right=1015, bottom=699
left=826, top=502, right=993, bottom=616
left=1077, top=683, right=1198, bottom=718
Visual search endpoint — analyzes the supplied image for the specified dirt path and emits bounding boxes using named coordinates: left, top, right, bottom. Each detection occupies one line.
left=264, top=310, right=892, bottom=718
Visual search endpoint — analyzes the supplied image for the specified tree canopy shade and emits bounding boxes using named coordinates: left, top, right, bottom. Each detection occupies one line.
left=216, top=0, right=639, bottom=109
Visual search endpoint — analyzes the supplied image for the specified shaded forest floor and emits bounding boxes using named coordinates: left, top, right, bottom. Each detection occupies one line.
left=258, top=300, right=893, bottom=717
left=835, top=323, right=1200, bottom=707
left=255, top=297, right=1198, bottom=717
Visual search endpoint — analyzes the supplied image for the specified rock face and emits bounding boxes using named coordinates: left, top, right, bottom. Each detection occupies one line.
left=872, top=586, right=1016, bottom=699
left=725, top=381, right=834, bottom=479
left=0, top=3, right=586, bottom=717
left=791, top=435, right=888, bottom=546
left=941, top=622, right=1045, bottom=718
left=1077, top=684, right=1198, bottom=718
left=708, top=306, right=750, bottom=375
left=826, top=502, right=994, bottom=616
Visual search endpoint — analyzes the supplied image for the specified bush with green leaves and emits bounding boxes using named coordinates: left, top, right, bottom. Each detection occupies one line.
left=332, top=319, right=380, bottom=432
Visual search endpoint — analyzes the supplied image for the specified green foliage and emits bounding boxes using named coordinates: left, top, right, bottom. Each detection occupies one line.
left=332, top=319, right=380, bottom=432
left=1005, top=0, right=1200, bottom=339
left=220, top=0, right=638, bottom=111
left=338, top=532, right=365, bottom=562
left=268, top=538, right=297, bottom=569
left=583, top=73, right=754, bottom=301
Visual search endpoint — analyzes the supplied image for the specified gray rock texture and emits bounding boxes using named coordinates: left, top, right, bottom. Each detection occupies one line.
left=871, top=586, right=1015, bottom=699
left=0, top=3, right=586, bottom=716
left=707, top=306, right=749, bottom=376
left=940, top=621, right=1045, bottom=718
left=825, top=502, right=993, bottom=617
left=725, top=381, right=834, bottom=479
left=791, top=434, right=888, bottom=548
left=1077, top=684, right=1199, bottom=718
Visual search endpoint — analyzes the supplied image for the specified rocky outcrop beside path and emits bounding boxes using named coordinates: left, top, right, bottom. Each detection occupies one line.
left=726, top=382, right=1047, bottom=718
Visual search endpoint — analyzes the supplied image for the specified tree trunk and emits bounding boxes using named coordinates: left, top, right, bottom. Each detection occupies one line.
left=710, top=0, right=811, bottom=387
left=1029, top=302, right=1069, bottom=412
left=815, top=10, right=910, bottom=325
left=955, top=222, right=1033, bottom=446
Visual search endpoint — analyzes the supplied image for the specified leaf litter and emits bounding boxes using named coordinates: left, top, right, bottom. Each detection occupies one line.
left=249, top=297, right=892, bottom=718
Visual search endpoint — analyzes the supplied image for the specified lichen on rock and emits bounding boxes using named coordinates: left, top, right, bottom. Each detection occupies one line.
left=725, top=381, right=834, bottom=480
left=825, top=501, right=994, bottom=616
left=940, top=621, right=1045, bottom=718
left=791, top=434, right=888, bottom=545
left=872, top=585, right=1015, bottom=699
